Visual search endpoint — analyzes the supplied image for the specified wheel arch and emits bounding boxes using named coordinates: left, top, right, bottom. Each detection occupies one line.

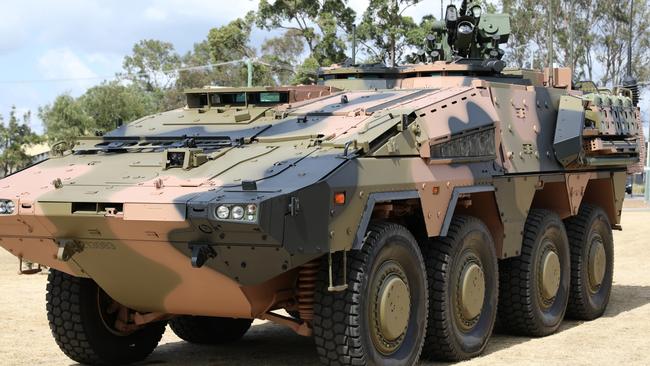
left=351, top=190, right=420, bottom=250
left=352, top=186, right=504, bottom=258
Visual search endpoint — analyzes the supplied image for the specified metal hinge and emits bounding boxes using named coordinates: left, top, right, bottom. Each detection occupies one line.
left=289, top=196, right=300, bottom=216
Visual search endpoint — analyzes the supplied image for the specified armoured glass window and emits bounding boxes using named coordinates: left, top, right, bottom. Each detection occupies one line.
left=210, top=93, right=246, bottom=106
left=259, top=92, right=281, bottom=103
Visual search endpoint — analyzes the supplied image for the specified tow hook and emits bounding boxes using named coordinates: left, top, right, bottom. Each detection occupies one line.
left=56, top=239, right=84, bottom=262
left=189, top=244, right=216, bottom=268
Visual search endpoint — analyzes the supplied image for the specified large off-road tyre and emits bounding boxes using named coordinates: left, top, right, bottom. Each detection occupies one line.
left=46, top=270, right=166, bottom=365
left=169, top=316, right=252, bottom=344
left=313, top=222, right=428, bottom=366
left=420, top=216, right=499, bottom=361
left=564, top=204, right=614, bottom=320
left=497, top=209, right=570, bottom=337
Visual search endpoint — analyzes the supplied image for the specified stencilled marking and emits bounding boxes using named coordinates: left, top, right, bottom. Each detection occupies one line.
left=80, top=241, right=117, bottom=250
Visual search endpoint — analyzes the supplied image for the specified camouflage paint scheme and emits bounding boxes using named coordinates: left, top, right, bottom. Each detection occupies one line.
left=0, top=20, right=641, bottom=330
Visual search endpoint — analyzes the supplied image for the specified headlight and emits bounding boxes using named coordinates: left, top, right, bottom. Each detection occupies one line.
left=216, top=205, right=230, bottom=219
left=231, top=206, right=244, bottom=220
left=0, top=200, right=15, bottom=214
left=214, top=203, right=258, bottom=222
left=5, top=201, right=15, bottom=214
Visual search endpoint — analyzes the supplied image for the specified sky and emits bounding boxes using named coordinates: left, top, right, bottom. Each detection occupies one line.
left=0, top=0, right=647, bottom=135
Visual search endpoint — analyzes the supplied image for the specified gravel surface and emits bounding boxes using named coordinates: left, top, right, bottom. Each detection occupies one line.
left=1, top=211, right=649, bottom=366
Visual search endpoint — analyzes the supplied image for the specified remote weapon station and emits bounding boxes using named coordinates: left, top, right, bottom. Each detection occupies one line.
left=0, top=1, right=642, bottom=365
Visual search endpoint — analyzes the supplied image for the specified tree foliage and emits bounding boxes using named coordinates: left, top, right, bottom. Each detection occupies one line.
left=39, top=94, right=93, bottom=146
left=0, top=107, right=41, bottom=176
left=357, top=0, right=421, bottom=67
left=502, top=0, right=650, bottom=86
left=79, top=81, right=157, bottom=133
left=261, top=30, right=306, bottom=85
left=122, top=39, right=181, bottom=91
left=256, top=0, right=356, bottom=66
left=39, top=83, right=156, bottom=145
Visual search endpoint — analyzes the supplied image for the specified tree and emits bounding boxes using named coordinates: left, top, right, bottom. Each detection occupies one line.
left=121, top=39, right=182, bottom=92
left=261, top=30, right=306, bottom=85
left=501, top=0, right=650, bottom=87
left=403, top=14, right=438, bottom=63
left=357, top=0, right=421, bottom=67
left=208, top=14, right=256, bottom=62
left=0, top=107, right=41, bottom=176
left=293, top=57, right=321, bottom=84
left=256, top=0, right=356, bottom=66
left=79, top=81, right=157, bottom=133
left=39, top=94, right=93, bottom=146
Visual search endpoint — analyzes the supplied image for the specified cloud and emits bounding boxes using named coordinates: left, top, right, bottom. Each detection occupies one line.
left=144, top=7, right=168, bottom=22
left=0, top=12, right=27, bottom=55
left=37, top=48, right=98, bottom=93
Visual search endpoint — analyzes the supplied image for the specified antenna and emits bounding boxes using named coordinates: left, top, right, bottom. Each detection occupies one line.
left=627, top=0, right=633, bottom=77
left=352, top=24, right=357, bottom=65
left=547, top=0, right=554, bottom=86
left=623, top=0, right=640, bottom=106
left=569, top=3, right=574, bottom=81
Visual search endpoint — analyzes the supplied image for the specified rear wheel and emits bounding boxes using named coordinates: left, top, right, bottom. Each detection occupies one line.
left=421, top=216, right=499, bottom=361
left=497, top=209, right=570, bottom=336
left=313, top=222, right=428, bottom=366
left=564, top=204, right=614, bottom=320
left=169, top=315, right=252, bottom=344
left=46, top=270, right=166, bottom=365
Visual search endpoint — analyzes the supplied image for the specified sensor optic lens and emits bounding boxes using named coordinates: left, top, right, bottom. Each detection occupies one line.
left=471, top=6, right=482, bottom=18
left=231, top=206, right=245, bottom=220
left=446, top=5, right=458, bottom=22
left=216, top=205, right=230, bottom=219
left=0, top=202, right=6, bottom=214
left=5, top=201, right=15, bottom=214
left=458, top=22, right=474, bottom=34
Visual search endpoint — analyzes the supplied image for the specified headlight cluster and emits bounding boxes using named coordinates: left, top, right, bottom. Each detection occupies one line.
left=0, top=200, right=16, bottom=214
left=215, top=203, right=257, bottom=222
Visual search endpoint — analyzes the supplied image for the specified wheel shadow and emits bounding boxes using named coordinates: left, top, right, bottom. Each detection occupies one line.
left=108, top=285, right=649, bottom=366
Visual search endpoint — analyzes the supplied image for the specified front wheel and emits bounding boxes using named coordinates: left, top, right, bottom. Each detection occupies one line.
left=46, top=270, right=166, bottom=365
left=313, top=222, right=428, bottom=366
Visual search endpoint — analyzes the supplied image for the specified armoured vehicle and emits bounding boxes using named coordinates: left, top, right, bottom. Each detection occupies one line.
left=0, top=2, right=643, bottom=365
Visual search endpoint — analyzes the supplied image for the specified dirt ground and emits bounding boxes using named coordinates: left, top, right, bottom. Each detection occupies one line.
left=1, top=210, right=649, bottom=366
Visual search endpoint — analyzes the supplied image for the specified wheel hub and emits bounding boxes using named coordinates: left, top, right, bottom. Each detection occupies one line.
left=459, top=263, right=485, bottom=320
left=540, top=249, right=561, bottom=300
left=588, top=235, right=606, bottom=291
left=378, top=276, right=410, bottom=340
left=370, top=261, right=411, bottom=355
